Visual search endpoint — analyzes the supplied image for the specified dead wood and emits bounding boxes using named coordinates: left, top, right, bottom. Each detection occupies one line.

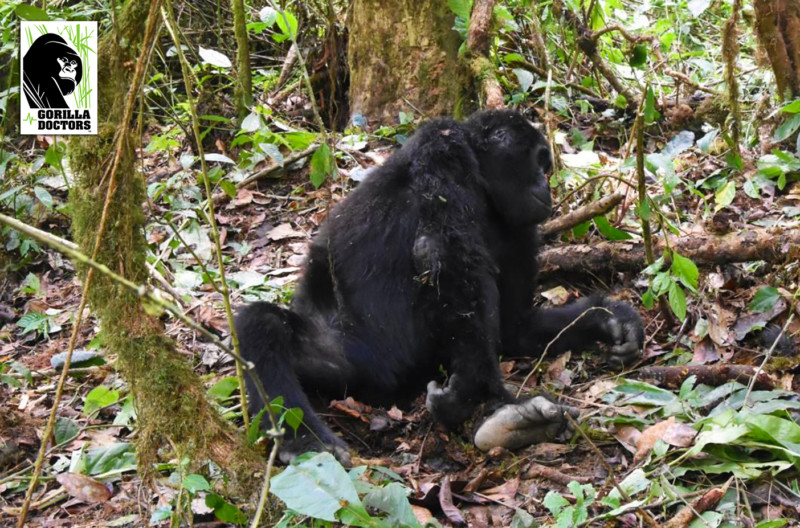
left=639, top=365, right=776, bottom=390
left=540, top=193, right=624, bottom=236
left=538, top=227, right=800, bottom=274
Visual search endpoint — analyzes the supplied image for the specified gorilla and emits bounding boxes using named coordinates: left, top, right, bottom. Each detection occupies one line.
left=22, top=34, right=83, bottom=109
left=236, top=109, right=644, bottom=462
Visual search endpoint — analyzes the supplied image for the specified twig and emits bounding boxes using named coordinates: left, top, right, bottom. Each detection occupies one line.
left=564, top=412, right=660, bottom=527
left=517, top=306, right=612, bottom=398
left=250, top=438, right=281, bottom=528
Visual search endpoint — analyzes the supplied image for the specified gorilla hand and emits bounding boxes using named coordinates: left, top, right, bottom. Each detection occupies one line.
left=596, top=300, right=644, bottom=368
left=473, top=397, right=579, bottom=451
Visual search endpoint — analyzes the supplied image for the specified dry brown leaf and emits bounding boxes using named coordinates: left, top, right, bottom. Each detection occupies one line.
left=56, top=473, right=112, bottom=504
left=662, top=422, right=697, bottom=447
left=634, top=417, right=675, bottom=463
left=267, top=223, right=306, bottom=241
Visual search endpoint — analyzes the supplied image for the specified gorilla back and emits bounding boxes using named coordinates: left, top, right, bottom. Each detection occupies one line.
left=235, top=109, right=643, bottom=461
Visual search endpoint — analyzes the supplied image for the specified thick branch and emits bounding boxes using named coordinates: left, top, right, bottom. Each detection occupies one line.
left=639, top=365, right=776, bottom=391
left=538, top=227, right=800, bottom=274
left=540, top=193, right=624, bottom=236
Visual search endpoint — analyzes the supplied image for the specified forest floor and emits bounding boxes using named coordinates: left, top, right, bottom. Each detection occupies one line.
left=2, top=114, right=800, bottom=527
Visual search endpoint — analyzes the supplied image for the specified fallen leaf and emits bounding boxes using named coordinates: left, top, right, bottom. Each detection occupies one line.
left=267, top=223, right=306, bottom=241
left=662, top=422, right=697, bottom=447
left=541, top=286, right=570, bottom=305
left=634, top=417, right=675, bottom=463
left=439, top=477, right=466, bottom=525
left=691, top=338, right=719, bottom=364
left=56, top=473, right=112, bottom=504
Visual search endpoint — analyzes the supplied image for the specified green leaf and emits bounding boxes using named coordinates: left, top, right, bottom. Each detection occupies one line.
left=34, top=186, right=53, bottom=210
left=697, top=129, right=719, bottom=153
left=54, top=417, right=79, bottom=445
left=45, top=143, right=65, bottom=169
left=543, top=490, right=570, bottom=515
left=208, top=377, right=239, bottom=400
left=670, top=251, right=699, bottom=290
left=15, top=4, right=49, bottom=20
left=84, top=443, right=136, bottom=475
left=781, top=100, right=800, bottom=114
left=83, top=386, right=120, bottom=416
left=593, top=216, right=632, bottom=240
left=363, top=482, right=420, bottom=527
left=641, top=255, right=665, bottom=275
left=644, top=86, right=660, bottom=124
left=219, top=180, right=237, bottom=199
left=629, top=45, right=647, bottom=68
left=309, top=143, right=338, bottom=188
left=642, top=289, right=655, bottom=309
left=668, top=282, right=687, bottom=320
left=273, top=10, right=298, bottom=43
left=447, top=0, right=473, bottom=21
left=726, top=151, right=743, bottom=171
left=773, top=113, right=800, bottom=142
left=571, top=220, right=591, bottom=237
left=183, top=474, right=211, bottom=494
left=284, top=407, right=304, bottom=434
left=247, top=408, right=267, bottom=444
left=714, top=180, right=736, bottom=212
left=652, top=272, right=671, bottom=296
left=271, top=452, right=366, bottom=523
left=749, top=286, right=781, bottom=313
left=205, top=493, right=248, bottom=525
left=513, top=68, right=534, bottom=93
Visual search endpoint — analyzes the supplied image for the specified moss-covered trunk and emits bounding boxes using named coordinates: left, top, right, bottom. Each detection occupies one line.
left=348, top=0, right=465, bottom=124
left=754, top=0, right=800, bottom=99
left=69, top=0, right=261, bottom=490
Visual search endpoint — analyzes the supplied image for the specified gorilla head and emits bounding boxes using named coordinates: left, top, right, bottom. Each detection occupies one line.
left=23, top=34, right=83, bottom=109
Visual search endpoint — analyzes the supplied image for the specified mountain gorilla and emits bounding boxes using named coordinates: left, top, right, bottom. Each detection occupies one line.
left=236, top=109, right=643, bottom=462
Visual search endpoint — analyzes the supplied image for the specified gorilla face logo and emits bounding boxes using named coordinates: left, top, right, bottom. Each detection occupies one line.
left=23, top=34, right=83, bottom=109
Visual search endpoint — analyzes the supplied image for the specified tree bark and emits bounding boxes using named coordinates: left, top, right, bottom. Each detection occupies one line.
left=754, top=0, right=800, bottom=99
left=69, top=0, right=261, bottom=490
left=348, top=0, right=464, bottom=124
left=538, top=227, right=800, bottom=274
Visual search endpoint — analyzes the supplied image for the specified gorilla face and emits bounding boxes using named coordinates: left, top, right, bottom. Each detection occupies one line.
left=22, top=34, right=83, bottom=109
left=57, top=56, right=79, bottom=83
left=468, top=110, right=554, bottom=227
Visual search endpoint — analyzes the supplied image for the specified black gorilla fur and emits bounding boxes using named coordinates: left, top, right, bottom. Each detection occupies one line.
left=23, top=34, right=83, bottom=109
left=236, top=109, right=644, bottom=460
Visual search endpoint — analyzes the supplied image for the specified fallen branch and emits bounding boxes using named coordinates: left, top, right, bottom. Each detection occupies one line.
left=664, top=479, right=731, bottom=528
left=541, top=193, right=624, bottom=236
left=526, top=463, right=592, bottom=486
left=538, top=227, right=800, bottom=274
left=638, top=365, right=776, bottom=390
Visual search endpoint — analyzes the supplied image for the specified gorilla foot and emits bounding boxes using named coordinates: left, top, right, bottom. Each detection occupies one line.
left=473, top=396, right=579, bottom=452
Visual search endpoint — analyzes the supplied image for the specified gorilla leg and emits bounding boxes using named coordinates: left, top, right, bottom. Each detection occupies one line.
left=235, top=302, right=351, bottom=462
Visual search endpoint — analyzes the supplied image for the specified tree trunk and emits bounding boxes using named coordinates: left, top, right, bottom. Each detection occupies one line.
left=348, top=0, right=465, bottom=124
left=754, top=0, right=800, bottom=99
left=69, top=0, right=261, bottom=491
